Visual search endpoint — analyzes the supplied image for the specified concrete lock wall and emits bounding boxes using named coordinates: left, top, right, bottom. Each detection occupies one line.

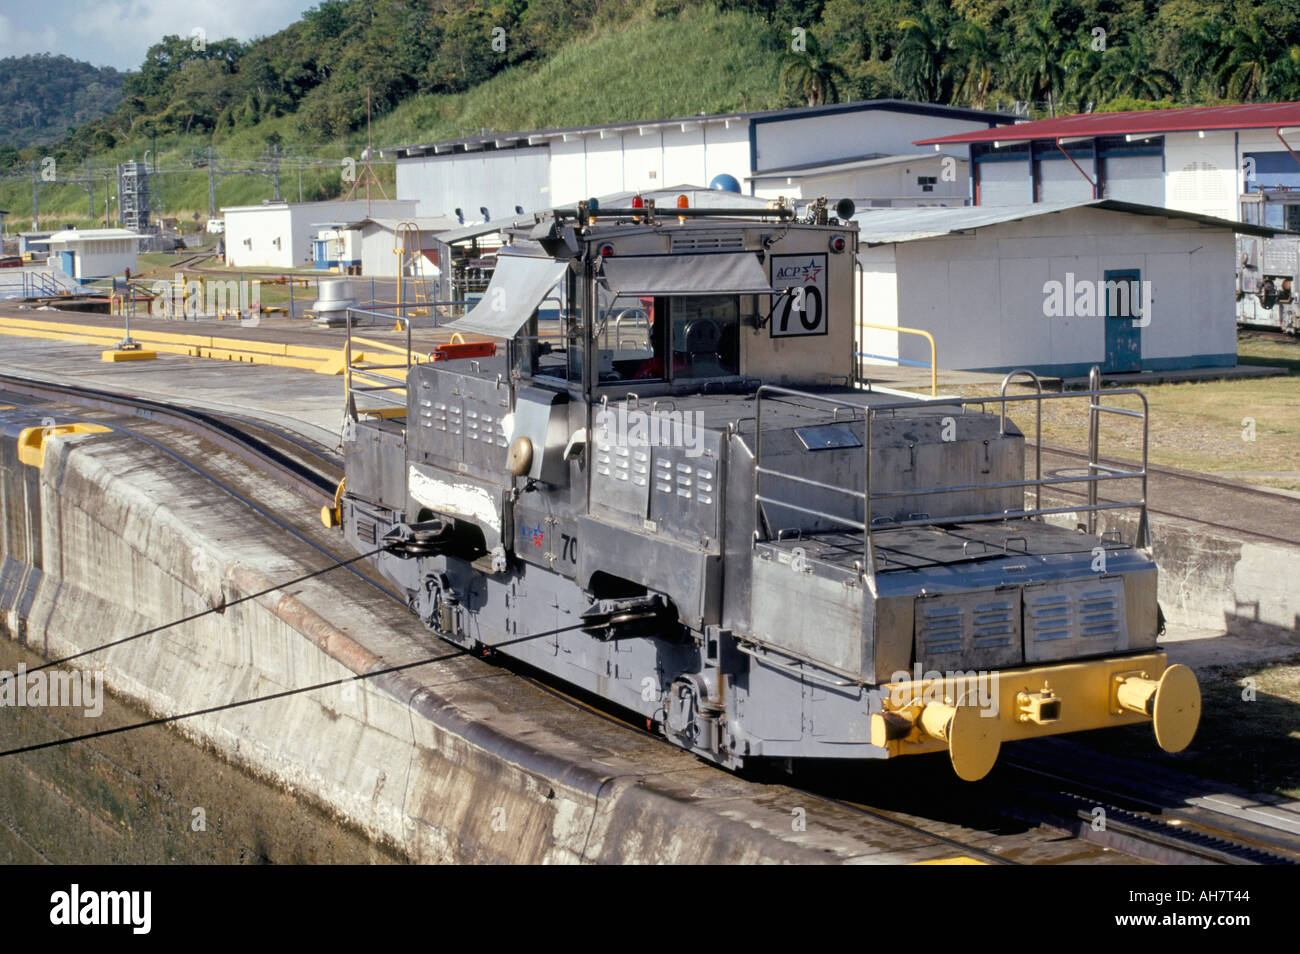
left=0, top=429, right=886, bottom=864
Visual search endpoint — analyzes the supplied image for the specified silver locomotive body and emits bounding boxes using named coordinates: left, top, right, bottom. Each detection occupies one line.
left=341, top=200, right=1198, bottom=780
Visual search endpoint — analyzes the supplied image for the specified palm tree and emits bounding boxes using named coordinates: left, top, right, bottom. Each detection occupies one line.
left=1062, top=42, right=1104, bottom=112
left=1174, top=19, right=1229, bottom=99
left=949, top=21, right=999, bottom=109
left=1012, top=9, right=1066, bottom=116
left=778, top=34, right=847, bottom=107
left=1093, top=36, right=1175, bottom=101
left=1216, top=9, right=1279, bottom=101
left=893, top=11, right=948, bottom=103
left=1273, top=45, right=1300, bottom=102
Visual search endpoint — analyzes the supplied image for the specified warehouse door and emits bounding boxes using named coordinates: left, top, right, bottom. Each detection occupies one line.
left=61, top=251, right=75, bottom=276
left=1103, top=268, right=1142, bottom=372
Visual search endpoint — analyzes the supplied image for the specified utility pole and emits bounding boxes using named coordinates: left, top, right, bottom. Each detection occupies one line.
left=87, top=158, right=94, bottom=220
left=272, top=144, right=281, bottom=201
left=208, top=146, right=217, bottom=217
left=31, top=160, right=38, bottom=230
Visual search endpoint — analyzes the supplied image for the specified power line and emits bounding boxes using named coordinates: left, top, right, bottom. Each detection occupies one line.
left=0, top=546, right=387, bottom=685
left=0, top=621, right=589, bottom=759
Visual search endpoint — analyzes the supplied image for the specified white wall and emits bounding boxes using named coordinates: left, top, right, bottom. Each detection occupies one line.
left=395, top=147, right=550, bottom=218
left=359, top=226, right=442, bottom=278
left=547, top=122, right=751, bottom=205
left=855, top=244, right=900, bottom=364
left=1164, top=131, right=1238, bottom=220
left=225, top=200, right=416, bottom=269
left=49, top=238, right=139, bottom=279
left=224, top=205, right=293, bottom=268
left=753, top=156, right=969, bottom=206
left=752, top=108, right=980, bottom=172
left=858, top=206, right=1236, bottom=374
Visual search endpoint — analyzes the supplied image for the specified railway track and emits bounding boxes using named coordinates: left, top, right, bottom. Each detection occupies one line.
left=8, top=374, right=1296, bottom=865
left=1033, top=441, right=1300, bottom=547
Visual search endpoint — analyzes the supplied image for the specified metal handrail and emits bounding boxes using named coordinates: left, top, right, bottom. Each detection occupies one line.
left=754, top=384, right=877, bottom=586
left=857, top=322, right=938, bottom=396
left=752, top=370, right=1150, bottom=590
left=1000, top=368, right=1043, bottom=514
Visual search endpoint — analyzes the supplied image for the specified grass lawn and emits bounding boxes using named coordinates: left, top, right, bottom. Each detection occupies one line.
left=989, top=332, right=1300, bottom=491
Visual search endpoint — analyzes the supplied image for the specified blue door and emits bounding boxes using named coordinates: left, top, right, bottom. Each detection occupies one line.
left=1103, top=268, right=1142, bottom=372
left=61, top=251, right=75, bottom=277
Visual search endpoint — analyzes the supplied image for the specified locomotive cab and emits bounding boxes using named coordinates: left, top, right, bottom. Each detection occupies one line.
left=339, top=196, right=1199, bottom=782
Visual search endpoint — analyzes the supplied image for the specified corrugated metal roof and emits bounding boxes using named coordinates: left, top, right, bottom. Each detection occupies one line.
left=916, top=101, right=1300, bottom=145
left=851, top=199, right=1286, bottom=245
left=385, top=99, right=1017, bottom=159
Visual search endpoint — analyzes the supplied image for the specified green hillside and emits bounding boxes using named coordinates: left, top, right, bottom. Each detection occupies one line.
left=0, top=55, right=124, bottom=150
left=0, top=5, right=789, bottom=229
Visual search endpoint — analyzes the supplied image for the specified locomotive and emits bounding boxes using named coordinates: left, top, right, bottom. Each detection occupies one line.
left=337, top=195, right=1200, bottom=781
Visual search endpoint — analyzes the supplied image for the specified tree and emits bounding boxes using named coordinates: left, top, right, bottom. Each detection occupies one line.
left=1093, top=35, right=1175, bottom=102
left=949, top=20, right=999, bottom=109
left=1011, top=7, right=1067, bottom=116
left=893, top=9, right=948, bottom=103
left=1216, top=9, right=1282, bottom=101
left=778, top=33, right=847, bottom=106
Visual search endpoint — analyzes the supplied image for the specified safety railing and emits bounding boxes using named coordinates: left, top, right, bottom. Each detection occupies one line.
left=855, top=322, right=938, bottom=396
left=752, top=371, right=1150, bottom=588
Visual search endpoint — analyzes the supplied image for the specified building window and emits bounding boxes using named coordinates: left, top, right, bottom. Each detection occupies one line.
left=917, top=175, right=937, bottom=192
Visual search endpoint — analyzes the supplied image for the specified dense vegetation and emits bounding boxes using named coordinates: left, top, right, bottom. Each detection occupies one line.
left=0, top=55, right=124, bottom=150
left=3, top=0, right=1300, bottom=225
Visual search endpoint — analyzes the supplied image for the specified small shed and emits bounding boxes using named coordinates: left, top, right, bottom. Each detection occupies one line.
left=854, top=200, right=1285, bottom=376
left=18, top=231, right=55, bottom=256
left=341, top=216, right=460, bottom=277
left=45, top=228, right=143, bottom=280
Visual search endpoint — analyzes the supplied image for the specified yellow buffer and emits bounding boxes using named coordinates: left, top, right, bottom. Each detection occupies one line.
left=17, top=423, right=112, bottom=468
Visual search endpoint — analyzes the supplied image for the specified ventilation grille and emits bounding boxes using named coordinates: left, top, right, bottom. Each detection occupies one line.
left=356, top=519, right=377, bottom=545
left=1023, top=576, right=1126, bottom=662
left=670, top=234, right=745, bottom=252
left=914, top=588, right=1021, bottom=671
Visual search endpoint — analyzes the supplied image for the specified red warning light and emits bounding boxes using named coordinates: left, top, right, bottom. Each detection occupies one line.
left=631, top=195, right=644, bottom=208
left=676, top=194, right=689, bottom=209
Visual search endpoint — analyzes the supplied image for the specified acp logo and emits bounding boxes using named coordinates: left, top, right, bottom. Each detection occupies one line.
left=773, top=258, right=824, bottom=284
left=521, top=523, right=545, bottom=547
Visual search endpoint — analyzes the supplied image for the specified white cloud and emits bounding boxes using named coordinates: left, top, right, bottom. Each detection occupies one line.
left=0, top=0, right=321, bottom=70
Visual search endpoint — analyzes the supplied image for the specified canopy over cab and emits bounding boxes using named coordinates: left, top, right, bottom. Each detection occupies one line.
left=442, top=196, right=860, bottom=397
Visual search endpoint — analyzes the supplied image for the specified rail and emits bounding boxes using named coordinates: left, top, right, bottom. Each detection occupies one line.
left=753, top=370, right=1150, bottom=589
left=855, top=322, right=938, bottom=396
left=342, top=304, right=500, bottom=413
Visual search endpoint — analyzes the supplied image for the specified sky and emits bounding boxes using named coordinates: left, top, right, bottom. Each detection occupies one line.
left=0, top=0, right=322, bottom=71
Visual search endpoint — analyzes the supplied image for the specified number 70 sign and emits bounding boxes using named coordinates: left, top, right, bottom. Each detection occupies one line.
left=769, top=254, right=828, bottom=337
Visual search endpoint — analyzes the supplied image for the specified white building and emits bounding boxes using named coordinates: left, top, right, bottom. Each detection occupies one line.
left=385, top=100, right=1015, bottom=219
left=221, top=199, right=418, bottom=269
left=854, top=201, right=1279, bottom=377
left=341, top=216, right=460, bottom=277
left=915, top=101, right=1300, bottom=226
left=747, top=153, right=968, bottom=207
left=45, top=228, right=143, bottom=280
